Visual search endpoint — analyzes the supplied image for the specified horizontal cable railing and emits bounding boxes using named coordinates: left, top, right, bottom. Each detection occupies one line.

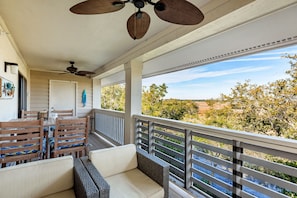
left=134, top=114, right=297, bottom=198
left=93, top=108, right=125, bottom=145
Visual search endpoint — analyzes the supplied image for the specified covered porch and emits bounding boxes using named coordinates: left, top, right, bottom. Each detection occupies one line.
left=1, top=0, right=297, bottom=197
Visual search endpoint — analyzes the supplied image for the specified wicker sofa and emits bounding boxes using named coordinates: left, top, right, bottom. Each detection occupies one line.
left=81, top=144, right=170, bottom=198
left=0, top=156, right=99, bottom=198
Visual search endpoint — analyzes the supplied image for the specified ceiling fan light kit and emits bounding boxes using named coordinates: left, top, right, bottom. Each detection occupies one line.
left=70, top=0, right=204, bottom=40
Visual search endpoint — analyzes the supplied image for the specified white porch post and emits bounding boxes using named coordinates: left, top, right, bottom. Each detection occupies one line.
left=92, top=79, right=101, bottom=132
left=124, top=60, right=143, bottom=144
left=92, top=78, right=101, bottom=109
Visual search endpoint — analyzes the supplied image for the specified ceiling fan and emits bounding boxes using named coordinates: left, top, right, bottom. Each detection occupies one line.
left=70, top=0, right=204, bottom=40
left=62, top=61, right=95, bottom=77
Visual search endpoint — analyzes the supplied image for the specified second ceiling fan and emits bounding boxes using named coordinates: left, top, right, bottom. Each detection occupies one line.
left=70, top=0, right=204, bottom=40
left=63, top=61, right=95, bottom=77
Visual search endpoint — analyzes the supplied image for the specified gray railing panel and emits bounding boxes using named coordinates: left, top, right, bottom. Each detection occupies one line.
left=93, top=112, right=297, bottom=197
left=94, top=109, right=124, bottom=145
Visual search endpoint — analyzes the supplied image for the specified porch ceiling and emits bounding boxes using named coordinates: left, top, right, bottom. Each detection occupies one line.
left=0, top=0, right=297, bottom=83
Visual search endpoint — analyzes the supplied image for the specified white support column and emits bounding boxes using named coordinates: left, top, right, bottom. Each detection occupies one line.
left=92, top=78, right=101, bottom=132
left=124, top=60, right=143, bottom=144
left=92, top=78, right=101, bottom=109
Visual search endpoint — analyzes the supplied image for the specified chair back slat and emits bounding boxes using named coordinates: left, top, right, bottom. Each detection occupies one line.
left=0, top=119, right=44, bottom=167
left=52, top=109, right=73, bottom=117
left=21, top=110, right=39, bottom=119
left=52, top=116, right=89, bottom=158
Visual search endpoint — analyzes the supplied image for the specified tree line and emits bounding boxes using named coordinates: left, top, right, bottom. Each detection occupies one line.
left=101, top=54, right=297, bottom=140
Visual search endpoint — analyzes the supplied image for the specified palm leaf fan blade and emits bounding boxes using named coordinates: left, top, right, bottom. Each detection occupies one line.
left=154, top=0, right=204, bottom=25
left=127, top=11, right=150, bottom=40
left=70, top=0, right=125, bottom=14
left=76, top=71, right=95, bottom=76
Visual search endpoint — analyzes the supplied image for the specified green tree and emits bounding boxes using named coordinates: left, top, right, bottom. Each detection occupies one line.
left=142, top=83, right=168, bottom=117
left=203, top=54, right=297, bottom=139
left=160, top=99, right=198, bottom=120
left=101, top=84, right=125, bottom=111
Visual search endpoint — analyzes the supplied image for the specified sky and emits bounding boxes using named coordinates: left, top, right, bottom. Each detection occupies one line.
left=142, top=44, right=297, bottom=100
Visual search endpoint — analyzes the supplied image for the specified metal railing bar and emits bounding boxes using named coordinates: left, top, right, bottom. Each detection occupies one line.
left=136, top=131, right=148, bottom=138
left=192, top=141, right=232, bottom=157
left=192, top=131, right=233, bottom=145
left=191, top=177, right=231, bottom=198
left=241, top=178, right=289, bottom=198
left=192, top=158, right=232, bottom=179
left=240, top=191, right=258, bottom=198
left=242, top=166, right=297, bottom=193
left=169, top=168, right=185, bottom=181
left=136, top=125, right=148, bottom=131
left=241, top=154, right=297, bottom=177
left=137, top=137, right=148, bottom=144
left=242, top=142, right=297, bottom=161
left=154, top=143, right=185, bottom=160
left=153, top=122, right=185, bottom=133
left=136, top=142, right=148, bottom=148
left=170, top=173, right=184, bottom=184
left=153, top=129, right=185, bottom=142
left=155, top=149, right=185, bottom=170
left=154, top=137, right=184, bottom=153
left=191, top=167, right=232, bottom=191
left=192, top=150, right=233, bottom=170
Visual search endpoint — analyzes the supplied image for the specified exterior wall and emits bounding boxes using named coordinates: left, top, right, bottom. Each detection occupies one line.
left=0, top=17, right=29, bottom=121
left=30, top=70, right=93, bottom=118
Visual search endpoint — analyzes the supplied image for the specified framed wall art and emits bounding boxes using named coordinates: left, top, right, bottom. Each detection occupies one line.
left=0, top=76, right=15, bottom=99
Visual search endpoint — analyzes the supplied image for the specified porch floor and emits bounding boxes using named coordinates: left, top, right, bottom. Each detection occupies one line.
left=87, top=132, right=203, bottom=198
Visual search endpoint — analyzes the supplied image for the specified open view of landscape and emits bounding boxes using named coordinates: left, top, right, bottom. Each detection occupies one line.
left=102, top=44, right=297, bottom=139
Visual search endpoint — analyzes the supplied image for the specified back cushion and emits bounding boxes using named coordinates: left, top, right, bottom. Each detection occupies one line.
left=0, top=156, right=74, bottom=198
left=89, top=144, right=138, bottom=177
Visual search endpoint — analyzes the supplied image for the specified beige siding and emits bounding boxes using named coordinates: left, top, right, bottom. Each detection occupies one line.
left=30, top=70, right=93, bottom=118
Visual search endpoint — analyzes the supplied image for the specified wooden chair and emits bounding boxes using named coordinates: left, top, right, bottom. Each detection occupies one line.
left=51, top=116, right=89, bottom=158
left=52, top=109, right=74, bottom=117
left=21, top=110, right=39, bottom=119
left=0, top=119, right=44, bottom=167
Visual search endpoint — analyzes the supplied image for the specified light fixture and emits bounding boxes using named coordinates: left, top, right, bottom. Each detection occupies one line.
left=4, top=61, right=18, bottom=74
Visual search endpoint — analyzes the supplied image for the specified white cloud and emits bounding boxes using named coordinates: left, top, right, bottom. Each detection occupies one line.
left=143, top=66, right=271, bottom=86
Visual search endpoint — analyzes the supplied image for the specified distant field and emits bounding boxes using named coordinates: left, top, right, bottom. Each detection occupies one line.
left=195, top=101, right=226, bottom=114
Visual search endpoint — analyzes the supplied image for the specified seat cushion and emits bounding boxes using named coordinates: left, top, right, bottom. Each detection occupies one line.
left=89, top=144, right=138, bottom=177
left=0, top=156, right=74, bottom=198
left=105, top=168, right=164, bottom=198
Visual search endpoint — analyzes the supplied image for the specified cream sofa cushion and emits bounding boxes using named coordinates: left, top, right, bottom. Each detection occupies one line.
left=89, top=144, right=138, bottom=177
left=0, top=156, right=74, bottom=198
left=105, top=169, right=164, bottom=198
